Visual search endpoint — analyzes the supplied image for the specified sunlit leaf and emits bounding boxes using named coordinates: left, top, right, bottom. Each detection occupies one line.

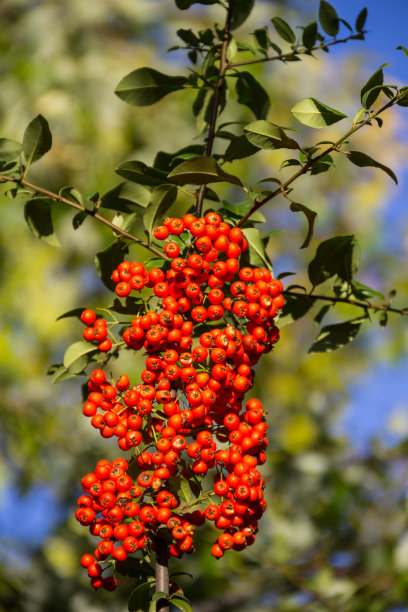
left=244, top=120, right=299, bottom=149
left=63, top=341, right=98, bottom=374
left=291, top=98, right=347, bottom=128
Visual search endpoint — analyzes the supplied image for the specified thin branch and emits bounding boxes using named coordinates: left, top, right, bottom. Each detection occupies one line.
left=196, top=0, right=233, bottom=216
left=284, top=289, right=408, bottom=316
left=155, top=536, right=169, bottom=612
left=0, top=174, right=167, bottom=259
left=230, top=31, right=367, bottom=68
left=237, top=95, right=398, bottom=227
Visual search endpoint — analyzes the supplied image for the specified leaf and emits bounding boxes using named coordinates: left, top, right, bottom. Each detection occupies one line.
left=253, top=26, right=269, bottom=50
left=308, top=235, right=359, bottom=288
left=355, top=7, right=368, bottom=33
left=24, top=198, right=60, bottom=247
left=23, top=115, right=52, bottom=167
left=302, top=21, right=318, bottom=50
left=167, top=156, right=244, bottom=187
left=314, top=304, right=331, bottom=325
left=101, top=182, right=151, bottom=213
left=95, top=240, right=129, bottom=290
left=220, top=201, right=265, bottom=224
left=244, top=120, right=299, bottom=150
left=347, top=151, right=397, bottom=184
left=115, top=68, right=187, bottom=107
left=0, top=139, right=22, bottom=162
left=242, top=227, right=273, bottom=270
left=235, top=72, right=270, bottom=119
left=116, top=160, right=169, bottom=187
left=308, top=319, right=362, bottom=353
left=271, top=17, right=296, bottom=44
left=143, top=185, right=178, bottom=241
left=360, top=64, right=389, bottom=108
left=179, top=478, right=194, bottom=505
left=63, top=341, right=98, bottom=374
left=224, top=134, right=259, bottom=162
left=149, top=592, right=168, bottom=612
left=176, top=28, right=199, bottom=45
left=279, top=292, right=314, bottom=327
left=318, top=1, right=339, bottom=37
left=170, top=595, right=194, bottom=612
left=72, top=211, right=88, bottom=230
left=230, top=0, right=255, bottom=29
left=56, top=307, right=86, bottom=321
left=128, top=581, right=151, bottom=612
left=397, top=86, right=408, bottom=107
left=47, top=364, right=77, bottom=384
left=352, top=108, right=366, bottom=126
left=289, top=201, right=317, bottom=248
left=351, top=280, right=384, bottom=300
left=291, top=98, right=347, bottom=128
left=397, top=45, right=408, bottom=59
left=175, top=0, right=218, bottom=8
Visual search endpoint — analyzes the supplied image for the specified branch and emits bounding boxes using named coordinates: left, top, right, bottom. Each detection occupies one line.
left=230, top=31, right=367, bottom=69
left=0, top=174, right=167, bottom=259
left=284, top=289, right=408, bottom=316
left=196, top=0, right=233, bottom=216
left=155, top=537, right=169, bottom=612
left=237, top=95, right=399, bottom=227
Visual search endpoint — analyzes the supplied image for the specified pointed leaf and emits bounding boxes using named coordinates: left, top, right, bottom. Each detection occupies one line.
left=101, top=182, right=151, bottom=213
left=253, top=26, right=270, bottom=50
left=95, top=240, right=129, bottom=290
left=397, top=86, right=408, bottom=107
left=271, top=17, right=296, bottom=44
left=360, top=64, right=389, bottom=108
left=302, top=21, right=318, bottom=50
left=48, top=364, right=77, bottom=384
left=309, top=319, right=362, bottom=353
left=291, top=98, right=347, bottom=128
left=235, top=72, right=270, bottom=119
left=319, top=1, right=339, bottom=37
left=24, top=198, right=60, bottom=247
left=128, top=581, right=151, bottom=612
left=308, top=235, right=359, bottom=287
left=167, top=156, right=244, bottom=186
left=115, top=68, right=187, bottom=107
left=279, top=292, right=314, bottom=327
left=143, top=185, right=178, bottom=241
left=23, top=115, right=52, bottom=167
left=242, top=227, right=273, bottom=270
left=57, top=307, right=87, bottom=321
left=355, top=7, right=368, bottom=33
left=289, top=201, right=317, bottom=248
left=0, top=139, right=22, bottom=162
left=63, top=341, right=98, bottom=374
left=347, top=150, right=397, bottom=184
left=72, top=211, right=88, bottom=230
left=175, top=0, right=218, bottom=8
left=224, top=134, right=259, bottom=162
left=231, top=0, right=255, bottom=29
left=244, top=120, right=299, bottom=150
left=116, top=160, right=169, bottom=186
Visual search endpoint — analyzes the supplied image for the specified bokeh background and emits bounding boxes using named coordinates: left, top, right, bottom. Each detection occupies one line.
left=1, top=1, right=408, bottom=610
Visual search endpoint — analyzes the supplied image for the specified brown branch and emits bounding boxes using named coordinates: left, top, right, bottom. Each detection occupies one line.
left=0, top=174, right=167, bottom=259
left=196, top=0, right=233, bottom=216
left=155, top=537, right=169, bottom=612
left=284, top=289, right=408, bottom=316
left=237, top=95, right=398, bottom=227
left=230, top=31, right=366, bottom=69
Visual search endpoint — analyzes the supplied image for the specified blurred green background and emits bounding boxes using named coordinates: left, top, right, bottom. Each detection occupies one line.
left=1, top=1, right=408, bottom=610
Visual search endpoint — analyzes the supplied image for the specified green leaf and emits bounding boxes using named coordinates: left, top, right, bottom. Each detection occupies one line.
left=309, top=319, right=362, bottom=353
left=175, top=0, right=218, bottom=8
left=23, top=115, right=52, bottom=167
left=56, top=307, right=86, bottom=321
left=314, top=304, right=331, bottom=325
left=220, top=201, right=265, bottom=224
left=176, top=28, right=199, bottom=45
left=397, top=86, right=408, bottom=107
left=167, top=156, right=244, bottom=187
left=318, top=1, right=339, bottom=37
left=347, top=151, right=397, bottom=184
left=101, top=182, right=151, bottom=213
left=72, top=211, right=88, bottom=230
left=253, top=26, right=269, bottom=50
left=351, top=280, right=384, bottom=300
left=279, top=291, right=314, bottom=327
left=289, top=201, right=317, bottom=248
left=235, top=72, right=270, bottom=119
left=24, top=198, right=60, bottom=247
left=355, top=7, right=368, bottom=33
left=95, top=240, right=129, bottom=290
left=244, top=120, right=299, bottom=150
left=302, top=21, right=318, bottom=50
left=115, top=67, right=187, bottom=107
left=0, top=139, right=22, bottom=162
left=242, top=227, right=273, bottom=270
left=271, top=17, right=296, bottom=44
left=149, top=592, right=168, bottom=612
left=63, top=341, right=98, bottom=374
left=128, top=581, right=151, bottom=612
left=170, top=595, right=194, bottom=612
left=291, top=98, right=347, bottom=128
left=47, top=363, right=77, bottom=384
left=116, top=160, right=169, bottom=187
left=360, top=64, right=389, bottom=108
left=143, top=185, right=178, bottom=242
left=308, top=235, right=359, bottom=288
left=352, top=108, right=367, bottom=126
left=223, top=134, right=259, bottom=162
left=397, top=45, right=408, bottom=59
left=230, top=0, right=255, bottom=30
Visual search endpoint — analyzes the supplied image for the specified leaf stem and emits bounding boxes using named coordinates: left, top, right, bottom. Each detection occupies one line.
left=284, top=289, right=408, bottom=316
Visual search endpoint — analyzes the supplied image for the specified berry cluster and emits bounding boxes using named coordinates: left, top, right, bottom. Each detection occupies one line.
left=75, top=211, right=283, bottom=589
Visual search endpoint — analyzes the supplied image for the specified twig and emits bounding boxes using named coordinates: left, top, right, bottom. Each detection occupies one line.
left=155, top=536, right=169, bottom=612
left=284, top=289, right=408, bottom=316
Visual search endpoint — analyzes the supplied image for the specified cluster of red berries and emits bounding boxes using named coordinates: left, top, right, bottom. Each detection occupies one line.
left=75, top=211, right=283, bottom=588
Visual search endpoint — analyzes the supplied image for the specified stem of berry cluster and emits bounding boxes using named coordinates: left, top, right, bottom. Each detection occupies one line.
left=155, top=536, right=169, bottom=612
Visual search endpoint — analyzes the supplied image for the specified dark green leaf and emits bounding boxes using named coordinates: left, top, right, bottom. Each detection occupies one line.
left=154, top=145, right=205, bottom=173
left=291, top=98, right=347, bottom=128
left=271, top=17, right=296, bottom=44
left=23, top=115, right=52, bottom=167
left=128, top=581, right=151, bottom=612
left=397, top=86, right=408, bottom=107
left=109, top=297, right=144, bottom=316
left=56, top=307, right=86, bottom=321
left=318, top=1, right=339, bottom=37
left=115, top=68, right=187, bottom=106
left=289, top=201, right=317, bottom=248
left=0, top=139, right=22, bottom=162
left=302, top=21, right=318, bottom=50
left=95, top=240, right=129, bottom=290
left=223, top=134, right=259, bottom=162
left=177, top=28, right=199, bottom=45
left=101, top=182, right=151, bottom=213
left=175, top=0, right=218, bottom=8
left=244, top=120, right=299, bottom=150
left=149, top=592, right=168, bottom=612
left=24, top=198, right=60, bottom=247
left=170, top=595, right=194, bottom=612
left=143, top=185, right=178, bottom=241
left=115, top=160, right=169, bottom=187
left=235, top=72, right=270, bottom=119
left=379, top=311, right=388, bottom=327
left=198, top=29, right=214, bottom=45
left=360, top=64, right=389, bottom=108
left=281, top=158, right=302, bottom=169
left=230, top=0, right=255, bottom=30
left=309, top=319, right=362, bottom=353
left=310, top=154, right=334, bottom=175
left=355, top=7, right=368, bottom=33
left=253, top=26, right=270, bottom=50
left=314, top=304, right=331, bottom=325
left=167, top=156, right=244, bottom=187
left=347, top=150, right=397, bottom=184
left=279, top=290, right=314, bottom=327
left=308, top=235, right=359, bottom=288
left=63, top=341, right=98, bottom=374
left=242, top=227, right=273, bottom=270
left=220, top=201, right=265, bottom=224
